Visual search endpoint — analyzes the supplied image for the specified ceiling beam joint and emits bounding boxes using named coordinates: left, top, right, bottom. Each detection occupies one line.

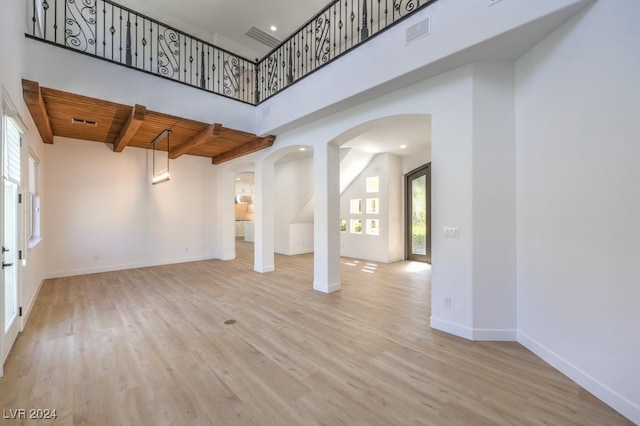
left=22, top=79, right=54, bottom=144
left=113, top=104, right=146, bottom=152
left=212, top=135, right=275, bottom=164
left=169, top=123, right=222, bottom=159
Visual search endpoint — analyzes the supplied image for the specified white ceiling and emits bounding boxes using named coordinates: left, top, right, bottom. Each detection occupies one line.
left=342, top=115, right=431, bottom=157
left=118, top=0, right=331, bottom=58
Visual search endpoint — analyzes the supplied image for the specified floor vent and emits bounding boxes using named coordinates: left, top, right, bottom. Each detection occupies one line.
left=245, top=26, right=281, bottom=49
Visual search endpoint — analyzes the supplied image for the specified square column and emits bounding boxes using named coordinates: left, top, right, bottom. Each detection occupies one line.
left=254, top=160, right=275, bottom=273
left=313, top=142, right=341, bottom=293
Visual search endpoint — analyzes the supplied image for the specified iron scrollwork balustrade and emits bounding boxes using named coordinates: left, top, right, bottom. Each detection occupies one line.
left=65, top=0, right=96, bottom=52
left=27, top=0, right=435, bottom=105
left=28, top=0, right=256, bottom=104
left=157, top=28, right=179, bottom=80
left=256, top=0, right=433, bottom=102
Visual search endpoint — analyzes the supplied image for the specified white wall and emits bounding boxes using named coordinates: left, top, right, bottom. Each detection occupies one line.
left=402, top=153, right=431, bottom=175
left=273, top=156, right=314, bottom=255
left=471, top=62, right=517, bottom=340
left=340, top=153, right=403, bottom=263
left=43, top=138, right=217, bottom=277
left=515, top=1, right=640, bottom=422
left=387, top=155, right=404, bottom=263
left=256, top=0, right=593, bottom=135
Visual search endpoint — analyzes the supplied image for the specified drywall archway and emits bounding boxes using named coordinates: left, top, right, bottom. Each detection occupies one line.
left=328, top=114, right=431, bottom=264
left=253, top=144, right=314, bottom=274
left=251, top=114, right=431, bottom=292
left=217, top=161, right=255, bottom=262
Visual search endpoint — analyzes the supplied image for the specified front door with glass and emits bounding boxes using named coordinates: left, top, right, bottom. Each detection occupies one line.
left=405, top=164, right=431, bottom=263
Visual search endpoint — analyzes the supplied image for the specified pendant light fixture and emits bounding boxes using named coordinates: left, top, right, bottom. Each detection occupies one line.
left=152, top=129, right=171, bottom=185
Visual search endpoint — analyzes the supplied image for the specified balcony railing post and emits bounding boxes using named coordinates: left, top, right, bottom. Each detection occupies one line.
left=286, top=42, right=293, bottom=85
left=125, top=13, right=132, bottom=66
left=361, top=0, right=369, bottom=41
left=200, top=48, right=206, bottom=89
left=254, top=59, right=260, bottom=104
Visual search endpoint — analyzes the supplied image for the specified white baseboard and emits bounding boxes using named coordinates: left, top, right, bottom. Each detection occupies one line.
left=44, top=255, right=215, bottom=279
left=518, top=331, right=639, bottom=424
left=20, top=278, right=45, bottom=331
left=430, top=317, right=473, bottom=340
left=472, top=328, right=517, bottom=341
left=285, top=248, right=314, bottom=256
left=254, top=265, right=275, bottom=273
left=430, top=317, right=516, bottom=341
left=313, top=280, right=341, bottom=293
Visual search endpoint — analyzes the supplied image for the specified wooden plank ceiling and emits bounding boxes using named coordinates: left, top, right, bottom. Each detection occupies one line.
left=22, top=79, right=275, bottom=164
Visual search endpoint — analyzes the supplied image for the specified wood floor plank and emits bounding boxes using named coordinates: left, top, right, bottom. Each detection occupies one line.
left=0, top=241, right=632, bottom=425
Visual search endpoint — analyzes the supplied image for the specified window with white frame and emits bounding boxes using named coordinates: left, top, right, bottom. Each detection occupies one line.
left=27, top=152, right=42, bottom=248
left=349, top=199, right=362, bottom=214
left=366, top=198, right=379, bottom=214
left=366, top=176, right=379, bottom=193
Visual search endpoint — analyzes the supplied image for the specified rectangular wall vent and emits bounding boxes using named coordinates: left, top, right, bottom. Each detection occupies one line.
left=245, top=26, right=281, bottom=49
left=406, top=17, right=431, bottom=44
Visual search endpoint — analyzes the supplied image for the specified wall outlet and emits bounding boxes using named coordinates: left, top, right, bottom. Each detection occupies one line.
left=444, top=297, right=452, bottom=308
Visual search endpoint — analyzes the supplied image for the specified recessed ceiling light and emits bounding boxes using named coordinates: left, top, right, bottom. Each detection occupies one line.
left=299, top=147, right=306, bottom=151
left=236, top=178, right=241, bottom=181
left=400, top=144, right=408, bottom=149
left=270, top=26, right=277, bottom=32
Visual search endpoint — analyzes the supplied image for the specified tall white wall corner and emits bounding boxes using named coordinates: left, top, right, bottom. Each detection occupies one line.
left=470, top=62, right=517, bottom=336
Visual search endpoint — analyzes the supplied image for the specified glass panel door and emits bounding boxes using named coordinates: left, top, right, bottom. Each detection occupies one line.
left=405, top=164, right=430, bottom=263
left=3, top=179, right=19, bottom=363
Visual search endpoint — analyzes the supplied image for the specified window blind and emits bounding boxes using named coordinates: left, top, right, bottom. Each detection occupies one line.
left=3, top=115, right=22, bottom=184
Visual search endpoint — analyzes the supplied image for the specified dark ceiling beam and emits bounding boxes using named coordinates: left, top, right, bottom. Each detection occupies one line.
left=22, top=79, right=54, bottom=144
left=211, top=135, right=276, bottom=164
left=113, top=104, right=146, bottom=152
left=169, top=123, right=222, bottom=159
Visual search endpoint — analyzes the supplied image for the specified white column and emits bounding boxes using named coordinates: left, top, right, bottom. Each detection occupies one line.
left=313, top=142, right=341, bottom=293
left=218, top=168, right=236, bottom=260
left=254, top=159, right=275, bottom=273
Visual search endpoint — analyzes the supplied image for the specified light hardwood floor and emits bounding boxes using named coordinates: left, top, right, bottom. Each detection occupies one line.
left=0, top=241, right=631, bottom=425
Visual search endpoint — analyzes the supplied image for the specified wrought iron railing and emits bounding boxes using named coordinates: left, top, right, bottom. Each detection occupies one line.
left=257, top=0, right=435, bottom=102
left=26, top=0, right=257, bottom=104
left=26, top=0, right=436, bottom=105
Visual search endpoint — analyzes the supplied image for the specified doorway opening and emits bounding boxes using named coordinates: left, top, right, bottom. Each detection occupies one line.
left=405, top=163, right=431, bottom=263
left=234, top=171, right=255, bottom=263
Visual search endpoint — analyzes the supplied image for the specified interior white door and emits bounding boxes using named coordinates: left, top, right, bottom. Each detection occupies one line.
left=2, top=178, right=19, bottom=363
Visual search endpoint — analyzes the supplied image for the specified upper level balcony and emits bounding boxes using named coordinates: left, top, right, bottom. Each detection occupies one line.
left=26, top=0, right=435, bottom=106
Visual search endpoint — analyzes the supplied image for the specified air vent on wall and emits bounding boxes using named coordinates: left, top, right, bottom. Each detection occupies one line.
left=406, top=17, right=430, bottom=44
left=245, top=26, right=281, bottom=49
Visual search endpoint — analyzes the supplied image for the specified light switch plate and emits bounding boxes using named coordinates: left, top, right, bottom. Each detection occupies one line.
left=444, top=227, right=460, bottom=239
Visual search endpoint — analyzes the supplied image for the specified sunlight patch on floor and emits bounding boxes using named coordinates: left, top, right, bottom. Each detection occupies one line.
left=341, top=259, right=379, bottom=274
left=405, top=261, right=430, bottom=273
